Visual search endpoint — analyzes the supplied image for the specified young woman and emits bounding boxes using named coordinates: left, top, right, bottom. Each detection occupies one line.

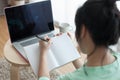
left=38, top=0, right=120, bottom=80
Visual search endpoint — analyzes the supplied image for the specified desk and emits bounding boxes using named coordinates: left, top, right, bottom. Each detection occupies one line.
left=4, top=40, right=29, bottom=80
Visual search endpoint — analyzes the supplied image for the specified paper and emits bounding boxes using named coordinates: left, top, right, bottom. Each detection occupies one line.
left=24, top=33, right=80, bottom=76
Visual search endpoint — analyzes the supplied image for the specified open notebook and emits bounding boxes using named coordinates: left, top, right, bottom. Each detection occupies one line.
left=23, top=33, right=80, bottom=76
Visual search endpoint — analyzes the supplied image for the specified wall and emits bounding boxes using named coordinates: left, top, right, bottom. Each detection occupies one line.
left=51, top=0, right=86, bottom=30
left=65, top=0, right=86, bottom=30
left=116, top=2, right=120, bottom=11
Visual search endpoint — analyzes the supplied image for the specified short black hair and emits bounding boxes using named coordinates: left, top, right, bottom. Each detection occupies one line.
left=75, top=0, right=120, bottom=47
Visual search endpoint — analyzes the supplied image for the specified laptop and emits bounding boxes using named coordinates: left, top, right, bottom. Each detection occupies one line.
left=4, top=0, right=54, bottom=61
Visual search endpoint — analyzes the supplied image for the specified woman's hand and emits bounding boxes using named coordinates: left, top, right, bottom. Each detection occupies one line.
left=39, top=36, right=51, bottom=77
left=56, top=32, right=72, bottom=39
left=39, top=36, right=51, bottom=56
left=39, top=32, right=72, bottom=56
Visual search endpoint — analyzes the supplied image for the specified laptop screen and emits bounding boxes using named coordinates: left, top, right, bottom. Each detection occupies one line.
left=5, top=0, right=54, bottom=42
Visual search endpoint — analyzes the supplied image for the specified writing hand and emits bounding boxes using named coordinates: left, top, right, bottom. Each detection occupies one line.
left=39, top=36, right=51, bottom=56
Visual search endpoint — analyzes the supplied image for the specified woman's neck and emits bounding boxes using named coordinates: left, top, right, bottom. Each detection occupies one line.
left=86, top=47, right=116, bottom=67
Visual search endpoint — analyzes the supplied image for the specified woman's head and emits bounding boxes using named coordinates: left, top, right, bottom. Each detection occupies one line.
left=75, top=0, right=120, bottom=53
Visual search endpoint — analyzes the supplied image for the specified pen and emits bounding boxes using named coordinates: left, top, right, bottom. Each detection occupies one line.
left=36, top=35, right=48, bottom=42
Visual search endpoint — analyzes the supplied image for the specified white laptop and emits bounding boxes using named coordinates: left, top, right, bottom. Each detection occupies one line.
left=4, top=0, right=54, bottom=61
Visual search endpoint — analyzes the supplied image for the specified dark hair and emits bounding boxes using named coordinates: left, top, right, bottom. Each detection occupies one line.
left=75, top=0, right=120, bottom=47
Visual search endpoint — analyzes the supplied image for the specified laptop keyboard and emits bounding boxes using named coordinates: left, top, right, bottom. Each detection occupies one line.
left=20, top=33, right=54, bottom=46
left=20, top=38, right=39, bottom=46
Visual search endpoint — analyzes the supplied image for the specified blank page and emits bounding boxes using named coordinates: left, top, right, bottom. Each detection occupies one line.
left=23, top=43, right=59, bottom=76
left=50, top=33, right=80, bottom=66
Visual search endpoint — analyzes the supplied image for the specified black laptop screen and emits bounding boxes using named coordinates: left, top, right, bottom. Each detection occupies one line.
left=5, top=1, right=54, bottom=42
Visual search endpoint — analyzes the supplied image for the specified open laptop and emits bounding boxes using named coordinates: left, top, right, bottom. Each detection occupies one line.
left=4, top=0, right=54, bottom=61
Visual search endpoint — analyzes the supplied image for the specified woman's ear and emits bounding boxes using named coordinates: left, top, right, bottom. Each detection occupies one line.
left=80, top=25, right=86, bottom=39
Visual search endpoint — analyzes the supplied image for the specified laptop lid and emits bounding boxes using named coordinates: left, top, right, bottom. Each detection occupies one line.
left=5, top=0, right=54, bottom=43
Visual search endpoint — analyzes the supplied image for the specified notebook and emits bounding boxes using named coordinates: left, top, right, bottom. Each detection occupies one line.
left=23, top=33, right=80, bottom=76
left=4, top=0, right=54, bottom=61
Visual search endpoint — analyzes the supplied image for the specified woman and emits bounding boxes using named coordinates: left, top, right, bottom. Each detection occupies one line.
left=38, top=0, right=120, bottom=80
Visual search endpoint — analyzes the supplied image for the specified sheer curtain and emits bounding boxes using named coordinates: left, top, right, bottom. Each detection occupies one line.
left=51, top=0, right=86, bottom=30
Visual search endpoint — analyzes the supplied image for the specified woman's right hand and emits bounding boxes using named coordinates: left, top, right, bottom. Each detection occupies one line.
left=39, top=36, right=51, bottom=56
left=39, top=36, right=51, bottom=78
left=39, top=32, right=72, bottom=56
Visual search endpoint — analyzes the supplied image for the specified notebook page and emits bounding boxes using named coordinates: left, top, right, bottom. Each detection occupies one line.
left=50, top=33, right=80, bottom=66
left=23, top=43, right=59, bottom=76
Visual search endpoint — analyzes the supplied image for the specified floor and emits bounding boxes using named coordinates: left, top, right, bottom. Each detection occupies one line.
left=0, top=15, right=9, bottom=58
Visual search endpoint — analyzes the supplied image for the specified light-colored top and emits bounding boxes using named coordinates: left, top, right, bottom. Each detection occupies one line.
left=39, top=51, right=120, bottom=80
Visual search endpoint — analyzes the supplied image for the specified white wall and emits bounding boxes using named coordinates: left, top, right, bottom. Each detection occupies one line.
left=116, top=2, right=120, bottom=11
left=65, top=0, right=86, bottom=30
left=51, top=0, right=86, bottom=30
left=51, top=0, right=66, bottom=23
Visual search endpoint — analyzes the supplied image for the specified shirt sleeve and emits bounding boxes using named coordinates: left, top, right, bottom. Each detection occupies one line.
left=56, top=69, right=81, bottom=80
left=56, top=75, right=70, bottom=80
left=38, top=74, right=71, bottom=80
left=56, top=72, right=73, bottom=80
left=39, top=77, right=50, bottom=80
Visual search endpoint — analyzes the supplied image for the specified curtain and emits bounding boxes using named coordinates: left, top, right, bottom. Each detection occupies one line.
left=51, top=0, right=86, bottom=30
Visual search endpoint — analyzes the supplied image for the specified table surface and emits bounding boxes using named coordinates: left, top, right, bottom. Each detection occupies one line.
left=4, top=40, right=29, bottom=66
